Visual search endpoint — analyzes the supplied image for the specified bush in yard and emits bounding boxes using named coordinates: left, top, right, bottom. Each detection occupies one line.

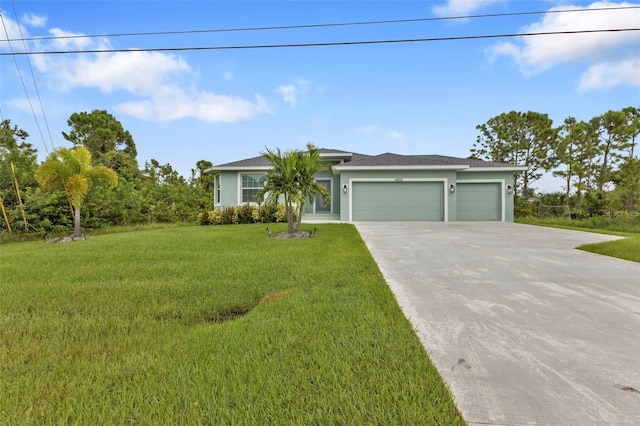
left=197, top=204, right=295, bottom=226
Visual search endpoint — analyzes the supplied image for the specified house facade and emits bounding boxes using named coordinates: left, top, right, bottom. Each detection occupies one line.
left=205, top=149, right=526, bottom=222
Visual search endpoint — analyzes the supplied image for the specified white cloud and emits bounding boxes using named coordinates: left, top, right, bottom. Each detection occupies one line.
left=433, top=0, right=503, bottom=16
left=277, top=85, right=297, bottom=107
left=115, top=91, right=269, bottom=123
left=26, top=25, right=268, bottom=123
left=224, top=71, right=234, bottom=81
left=5, top=97, right=37, bottom=114
left=579, top=57, right=640, bottom=90
left=0, top=13, right=27, bottom=47
left=488, top=1, right=640, bottom=89
left=35, top=50, right=191, bottom=93
left=22, top=13, right=47, bottom=27
left=276, top=79, right=311, bottom=107
left=46, top=28, right=108, bottom=51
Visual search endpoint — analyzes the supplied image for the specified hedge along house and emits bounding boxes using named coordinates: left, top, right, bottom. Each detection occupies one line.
left=204, top=149, right=527, bottom=222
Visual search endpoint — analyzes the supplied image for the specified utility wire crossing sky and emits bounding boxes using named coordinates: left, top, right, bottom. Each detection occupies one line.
left=1, top=1, right=638, bottom=193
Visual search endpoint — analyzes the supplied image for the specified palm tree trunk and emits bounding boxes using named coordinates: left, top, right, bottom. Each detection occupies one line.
left=285, top=196, right=294, bottom=233
left=73, top=207, right=82, bottom=238
left=295, top=200, right=305, bottom=232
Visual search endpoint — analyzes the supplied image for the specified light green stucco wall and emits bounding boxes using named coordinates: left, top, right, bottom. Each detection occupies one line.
left=214, top=168, right=517, bottom=223
left=215, top=171, right=268, bottom=208
left=337, top=169, right=516, bottom=222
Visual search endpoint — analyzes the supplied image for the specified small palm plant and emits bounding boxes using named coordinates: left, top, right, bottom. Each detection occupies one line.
left=293, top=144, right=331, bottom=232
left=35, top=146, right=118, bottom=238
left=257, top=147, right=299, bottom=233
left=257, top=143, right=331, bottom=234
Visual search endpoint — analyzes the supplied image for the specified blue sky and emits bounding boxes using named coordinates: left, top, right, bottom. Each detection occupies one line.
left=1, top=0, right=638, bottom=192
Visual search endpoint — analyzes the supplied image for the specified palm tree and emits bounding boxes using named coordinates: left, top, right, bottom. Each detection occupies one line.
left=35, top=146, right=118, bottom=237
left=256, top=147, right=299, bottom=233
left=293, top=143, right=331, bottom=232
left=257, top=144, right=331, bottom=234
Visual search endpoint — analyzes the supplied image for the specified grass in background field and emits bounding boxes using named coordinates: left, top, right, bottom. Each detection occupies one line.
left=517, top=217, right=640, bottom=263
left=0, top=224, right=464, bottom=425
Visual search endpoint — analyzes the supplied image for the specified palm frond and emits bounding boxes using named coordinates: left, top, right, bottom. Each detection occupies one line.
left=65, top=174, right=89, bottom=209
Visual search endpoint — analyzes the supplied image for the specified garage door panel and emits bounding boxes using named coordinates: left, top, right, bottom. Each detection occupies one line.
left=457, top=183, right=501, bottom=221
left=352, top=182, right=444, bottom=221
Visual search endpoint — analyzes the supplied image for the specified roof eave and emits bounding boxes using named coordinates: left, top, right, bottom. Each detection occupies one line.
left=462, top=166, right=528, bottom=172
left=205, top=166, right=272, bottom=173
left=333, top=165, right=471, bottom=171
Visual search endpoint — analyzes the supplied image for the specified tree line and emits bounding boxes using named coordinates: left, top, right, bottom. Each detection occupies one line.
left=1, top=110, right=213, bottom=238
left=471, top=107, right=639, bottom=217
left=2, top=106, right=638, bottom=238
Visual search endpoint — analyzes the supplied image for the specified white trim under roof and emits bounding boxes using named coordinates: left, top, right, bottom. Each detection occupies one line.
left=460, top=166, right=528, bottom=172
left=333, top=165, right=471, bottom=171
left=206, top=166, right=272, bottom=172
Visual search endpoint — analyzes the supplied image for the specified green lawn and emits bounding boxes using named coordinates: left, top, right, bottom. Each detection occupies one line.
left=516, top=217, right=640, bottom=263
left=0, top=224, right=464, bottom=425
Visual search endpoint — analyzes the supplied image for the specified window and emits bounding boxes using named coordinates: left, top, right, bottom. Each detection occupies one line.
left=214, top=175, right=221, bottom=205
left=241, top=174, right=264, bottom=203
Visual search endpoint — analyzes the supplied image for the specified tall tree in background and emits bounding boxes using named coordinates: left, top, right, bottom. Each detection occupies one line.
left=63, top=110, right=139, bottom=178
left=553, top=118, right=599, bottom=200
left=622, top=106, right=639, bottom=158
left=1, top=120, right=38, bottom=231
left=590, top=110, right=633, bottom=192
left=35, top=147, right=118, bottom=237
left=192, top=160, right=214, bottom=191
left=1, top=120, right=37, bottom=203
left=472, top=111, right=558, bottom=195
left=611, top=157, right=640, bottom=214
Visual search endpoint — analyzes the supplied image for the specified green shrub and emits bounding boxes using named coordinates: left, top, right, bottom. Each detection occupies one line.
left=197, top=204, right=296, bottom=226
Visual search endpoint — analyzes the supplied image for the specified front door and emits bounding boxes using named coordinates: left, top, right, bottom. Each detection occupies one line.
left=315, top=179, right=331, bottom=213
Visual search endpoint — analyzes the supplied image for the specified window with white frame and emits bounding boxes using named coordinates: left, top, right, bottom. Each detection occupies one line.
left=241, top=174, right=264, bottom=203
left=214, top=174, right=221, bottom=205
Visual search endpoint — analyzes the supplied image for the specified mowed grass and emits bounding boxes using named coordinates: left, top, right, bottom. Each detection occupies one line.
left=0, top=224, right=464, bottom=425
left=577, top=236, right=640, bottom=262
left=517, top=217, right=640, bottom=263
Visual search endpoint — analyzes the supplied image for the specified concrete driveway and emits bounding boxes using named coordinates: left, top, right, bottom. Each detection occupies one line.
left=356, top=222, right=640, bottom=426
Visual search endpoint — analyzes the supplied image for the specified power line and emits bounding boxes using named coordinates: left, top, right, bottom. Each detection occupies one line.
left=0, top=12, right=49, bottom=154
left=2, top=5, right=638, bottom=43
left=10, top=0, right=56, bottom=153
left=2, top=28, right=638, bottom=56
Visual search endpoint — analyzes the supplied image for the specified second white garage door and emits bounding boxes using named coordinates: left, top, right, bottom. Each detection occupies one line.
left=352, top=181, right=444, bottom=221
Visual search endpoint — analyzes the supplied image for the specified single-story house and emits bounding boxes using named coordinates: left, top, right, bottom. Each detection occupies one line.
left=204, top=149, right=527, bottom=222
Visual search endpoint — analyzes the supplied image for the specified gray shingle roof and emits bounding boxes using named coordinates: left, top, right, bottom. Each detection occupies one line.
left=340, top=153, right=517, bottom=168
left=214, top=155, right=271, bottom=168
left=207, top=149, right=521, bottom=171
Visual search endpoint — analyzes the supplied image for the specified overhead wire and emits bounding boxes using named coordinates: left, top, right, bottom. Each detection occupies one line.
left=2, top=5, right=639, bottom=43
left=10, top=0, right=56, bottom=153
left=2, top=28, right=638, bottom=56
left=0, top=11, right=49, bottom=154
